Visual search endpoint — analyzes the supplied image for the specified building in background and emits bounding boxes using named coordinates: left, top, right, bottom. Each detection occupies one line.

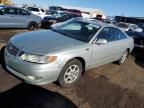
left=49, top=5, right=106, bottom=19
left=61, top=5, right=106, bottom=19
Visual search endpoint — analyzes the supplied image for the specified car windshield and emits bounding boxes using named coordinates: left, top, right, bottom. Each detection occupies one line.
left=116, top=23, right=130, bottom=28
left=52, top=19, right=101, bottom=42
left=28, top=7, right=39, bottom=12
left=40, top=9, right=45, bottom=12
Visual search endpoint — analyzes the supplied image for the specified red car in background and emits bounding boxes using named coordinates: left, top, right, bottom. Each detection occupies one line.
left=66, top=9, right=82, bottom=17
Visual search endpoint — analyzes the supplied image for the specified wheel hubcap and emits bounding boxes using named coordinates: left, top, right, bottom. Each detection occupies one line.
left=29, top=24, right=35, bottom=30
left=64, top=65, right=79, bottom=83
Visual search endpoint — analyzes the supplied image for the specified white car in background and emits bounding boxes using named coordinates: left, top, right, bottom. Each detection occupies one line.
left=25, top=7, right=49, bottom=19
left=116, top=22, right=138, bottom=31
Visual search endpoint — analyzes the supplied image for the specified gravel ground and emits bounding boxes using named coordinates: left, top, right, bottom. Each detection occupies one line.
left=0, top=29, right=144, bottom=108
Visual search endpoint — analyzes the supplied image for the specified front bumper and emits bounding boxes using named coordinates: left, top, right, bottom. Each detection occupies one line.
left=42, top=20, right=57, bottom=27
left=4, top=49, right=62, bottom=85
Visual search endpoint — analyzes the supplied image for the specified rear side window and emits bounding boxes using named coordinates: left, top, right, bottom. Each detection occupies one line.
left=4, top=7, right=16, bottom=15
left=97, top=27, right=127, bottom=42
left=17, top=9, right=30, bottom=15
left=113, top=28, right=127, bottom=40
left=97, top=27, right=117, bottom=42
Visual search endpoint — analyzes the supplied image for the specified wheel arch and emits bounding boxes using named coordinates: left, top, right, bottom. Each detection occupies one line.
left=28, top=21, right=38, bottom=25
left=27, top=21, right=38, bottom=29
left=74, top=57, right=86, bottom=75
left=63, top=57, right=86, bottom=75
left=127, top=48, right=130, bottom=55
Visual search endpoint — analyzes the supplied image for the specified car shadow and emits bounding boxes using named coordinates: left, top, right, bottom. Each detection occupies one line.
left=0, top=46, right=77, bottom=108
left=0, top=83, right=77, bottom=108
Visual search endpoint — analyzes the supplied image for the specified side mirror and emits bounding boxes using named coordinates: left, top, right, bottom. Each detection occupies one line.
left=95, top=39, right=107, bottom=45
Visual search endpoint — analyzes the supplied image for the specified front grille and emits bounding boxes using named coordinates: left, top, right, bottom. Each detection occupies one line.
left=7, top=42, right=19, bottom=56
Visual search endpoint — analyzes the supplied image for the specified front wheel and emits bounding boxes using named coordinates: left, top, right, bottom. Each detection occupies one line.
left=118, top=50, right=129, bottom=65
left=58, top=59, right=82, bottom=87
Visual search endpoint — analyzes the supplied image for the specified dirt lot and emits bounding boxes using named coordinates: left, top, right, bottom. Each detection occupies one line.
left=0, top=29, right=144, bottom=108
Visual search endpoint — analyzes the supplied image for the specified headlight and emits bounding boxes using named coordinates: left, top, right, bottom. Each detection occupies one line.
left=20, top=53, right=57, bottom=64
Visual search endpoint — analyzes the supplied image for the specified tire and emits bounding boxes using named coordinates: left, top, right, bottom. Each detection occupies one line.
left=0, top=46, right=5, bottom=67
left=27, top=22, right=38, bottom=30
left=118, top=50, right=129, bottom=65
left=58, top=59, right=82, bottom=87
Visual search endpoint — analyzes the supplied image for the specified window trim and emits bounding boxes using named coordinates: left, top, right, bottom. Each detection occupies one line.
left=95, top=27, right=128, bottom=43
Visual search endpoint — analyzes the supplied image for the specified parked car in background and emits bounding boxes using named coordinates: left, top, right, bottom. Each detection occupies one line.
left=127, top=24, right=144, bottom=53
left=0, top=5, right=42, bottom=30
left=66, top=9, right=82, bottom=17
left=116, top=22, right=138, bottom=32
left=104, top=20, right=116, bottom=25
left=4, top=18, right=134, bottom=87
left=49, top=6, right=64, bottom=12
left=42, top=12, right=75, bottom=28
left=138, top=23, right=144, bottom=30
left=25, top=6, right=48, bottom=19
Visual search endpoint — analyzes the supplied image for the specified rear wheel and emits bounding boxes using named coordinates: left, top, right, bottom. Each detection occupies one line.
left=27, top=22, right=38, bottom=30
left=118, top=50, right=129, bottom=65
left=58, top=59, right=82, bottom=87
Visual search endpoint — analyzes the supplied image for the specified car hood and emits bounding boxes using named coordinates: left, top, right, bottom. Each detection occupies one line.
left=10, top=30, right=86, bottom=55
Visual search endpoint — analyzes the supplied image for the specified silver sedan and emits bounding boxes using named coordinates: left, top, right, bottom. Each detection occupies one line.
left=0, top=5, right=41, bottom=30
left=4, top=18, right=134, bottom=87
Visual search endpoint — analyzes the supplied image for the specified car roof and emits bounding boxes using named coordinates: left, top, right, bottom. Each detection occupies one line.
left=0, top=5, right=30, bottom=12
left=0, top=5, right=23, bottom=9
left=0, top=5, right=14, bottom=8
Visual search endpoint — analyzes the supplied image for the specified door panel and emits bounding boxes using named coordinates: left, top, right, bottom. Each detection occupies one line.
left=0, top=14, right=16, bottom=28
left=12, top=15, right=28, bottom=28
left=90, top=27, right=128, bottom=67
left=91, top=42, right=117, bottom=67
left=0, top=7, right=29, bottom=28
left=13, top=9, right=29, bottom=28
